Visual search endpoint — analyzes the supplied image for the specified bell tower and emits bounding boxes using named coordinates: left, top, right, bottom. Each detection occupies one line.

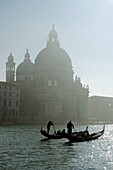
left=6, top=52, right=15, bottom=83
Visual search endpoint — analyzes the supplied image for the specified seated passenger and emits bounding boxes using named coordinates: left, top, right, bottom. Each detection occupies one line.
left=56, top=130, right=61, bottom=135
left=61, top=129, right=66, bottom=134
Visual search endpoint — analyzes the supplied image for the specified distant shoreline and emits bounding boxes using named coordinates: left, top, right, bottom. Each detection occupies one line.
left=0, top=120, right=111, bottom=126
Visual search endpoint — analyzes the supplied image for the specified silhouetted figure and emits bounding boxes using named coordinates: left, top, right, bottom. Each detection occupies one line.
left=86, top=126, right=89, bottom=135
left=56, top=130, right=61, bottom=135
left=47, top=121, right=54, bottom=133
left=61, top=129, right=66, bottom=134
left=67, top=121, right=74, bottom=134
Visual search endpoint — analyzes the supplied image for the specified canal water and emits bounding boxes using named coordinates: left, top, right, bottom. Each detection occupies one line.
left=0, top=124, right=113, bottom=170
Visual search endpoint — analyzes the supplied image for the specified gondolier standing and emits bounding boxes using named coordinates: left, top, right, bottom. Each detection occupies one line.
left=67, top=121, right=74, bottom=134
left=47, top=121, right=54, bottom=133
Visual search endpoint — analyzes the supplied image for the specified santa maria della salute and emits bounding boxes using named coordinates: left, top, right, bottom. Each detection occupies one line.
left=0, top=26, right=89, bottom=124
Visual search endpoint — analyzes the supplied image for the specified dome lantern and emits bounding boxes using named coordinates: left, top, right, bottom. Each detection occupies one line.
left=8, top=51, right=14, bottom=62
left=47, top=25, right=60, bottom=47
left=24, top=49, right=30, bottom=60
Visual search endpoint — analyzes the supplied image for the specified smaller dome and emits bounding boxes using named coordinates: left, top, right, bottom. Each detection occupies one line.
left=16, top=49, right=34, bottom=75
left=16, top=60, right=34, bottom=75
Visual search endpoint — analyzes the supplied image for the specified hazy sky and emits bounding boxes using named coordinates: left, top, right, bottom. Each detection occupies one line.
left=0, top=0, right=113, bottom=97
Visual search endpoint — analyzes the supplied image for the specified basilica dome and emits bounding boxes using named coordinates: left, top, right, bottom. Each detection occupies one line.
left=16, top=49, right=34, bottom=75
left=35, top=25, right=72, bottom=68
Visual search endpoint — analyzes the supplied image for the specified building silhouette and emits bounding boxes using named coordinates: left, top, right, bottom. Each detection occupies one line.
left=4, top=26, right=89, bottom=123
left=88, top=96, right=113, bottom=123
left=0, top=81, right=20, bottom=122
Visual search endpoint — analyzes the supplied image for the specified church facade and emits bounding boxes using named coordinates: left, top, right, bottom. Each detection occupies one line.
left=5, top=26, right=89, bottom=123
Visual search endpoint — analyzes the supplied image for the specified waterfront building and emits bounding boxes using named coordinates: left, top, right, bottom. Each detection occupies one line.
left=0, top=81, right=20, bottom=122
left=5, top=26, right=89, bottom=123
left=88, top=96, right=113, bottom=123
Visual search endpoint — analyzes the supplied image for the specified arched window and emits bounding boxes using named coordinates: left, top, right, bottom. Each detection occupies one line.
left=48, top=80, right=52, bottom=86
left=11, top=67, right=14, bottom=71
left=54, top=80, right=58, bottom=86
left=6, top=67, right=10, bottom=71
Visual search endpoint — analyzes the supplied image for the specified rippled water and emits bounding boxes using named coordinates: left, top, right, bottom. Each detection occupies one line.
left=0, top=124, right=113, bottom=170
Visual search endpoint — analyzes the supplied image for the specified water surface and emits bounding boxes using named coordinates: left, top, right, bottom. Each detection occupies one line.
left=0, top=124, right=113, bottom=170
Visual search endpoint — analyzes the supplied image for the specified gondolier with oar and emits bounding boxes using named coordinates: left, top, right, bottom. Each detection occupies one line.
left=47, top=121, right=55, bottom=134
left=67, top=121, right=74, bottom=134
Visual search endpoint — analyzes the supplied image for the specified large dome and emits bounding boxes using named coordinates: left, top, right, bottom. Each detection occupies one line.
left=35, top=46, right=72, bottom=67
left=16, top=49, right=34, bottom=75
left=35, top=25, right=72, bottom=68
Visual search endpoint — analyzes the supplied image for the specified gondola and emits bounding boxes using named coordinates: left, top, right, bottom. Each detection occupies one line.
left=65, top=125, right=105, bottom=143
left=40, top=127, right=89, bottom=140
left=40, top=128, right=64, bottom=139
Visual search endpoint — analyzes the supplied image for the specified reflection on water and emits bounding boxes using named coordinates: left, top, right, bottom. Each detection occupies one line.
left=0, top=124, right=113, bottom=170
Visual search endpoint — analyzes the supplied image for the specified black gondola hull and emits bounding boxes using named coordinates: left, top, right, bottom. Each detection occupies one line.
left=66, top=125, right=105, bottom=143
left=40, top=125, right=105, bottom=141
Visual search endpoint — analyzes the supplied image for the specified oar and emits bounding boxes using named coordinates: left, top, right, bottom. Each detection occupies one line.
left=73, top=128, right=79, bottom=134
left=53, top=125, right=56, bottom=134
